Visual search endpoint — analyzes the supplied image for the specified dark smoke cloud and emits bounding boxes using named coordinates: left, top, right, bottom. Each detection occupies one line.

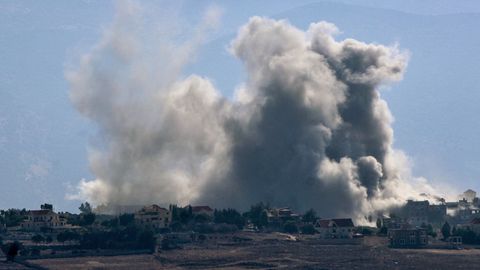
left=67, top=4, right=436, bottom=223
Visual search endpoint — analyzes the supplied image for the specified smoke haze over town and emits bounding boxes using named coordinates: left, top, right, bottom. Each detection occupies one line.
left=2, top=0, right=480, bottom=215
left=65, top=1, right=445, bottom=223
left=4, top=2, right=480, bottom=269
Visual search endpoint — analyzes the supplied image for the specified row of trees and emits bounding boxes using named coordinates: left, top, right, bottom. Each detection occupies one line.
left=441, top=222, right=480, bottom=244
left=167, top=202, right=319, bottom=234
left=0, top=209, right=28, bottom=227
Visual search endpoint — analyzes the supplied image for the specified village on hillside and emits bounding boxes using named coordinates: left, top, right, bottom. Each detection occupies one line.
left=2, top=189, right=480, bottom=268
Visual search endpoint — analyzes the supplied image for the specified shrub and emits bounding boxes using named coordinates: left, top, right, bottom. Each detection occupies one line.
left=194, top=223, right=215, bottom=234
left=45, top=235, right=53, bottom=243
left=30, top=248, right=41, bottom=256
left=216, top=223, right=238, bottom=233
left=441, top=222, right=451, bottom=240
left=300, top=224, right=316, bottom=235
left=31, top=234, right=45, bottom=243
left=4, top=241, right=22, bottom=261
left=283, top=221, right=298, bottom=234
left=119, top=214, right=134, bottom=226
left=136, top=229, right=156, bottom=251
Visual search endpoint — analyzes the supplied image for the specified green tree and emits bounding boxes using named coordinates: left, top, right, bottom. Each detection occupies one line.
left=455, top=228, right=477, bottom=244
left=426, top=224, right=437, bottom=238
left=194, top=213, right=211, bottom=223
left=45, top=235, right=53, bottom=243
left=378, top=226, right=388, bottom=235
left=283, top=221, right=298, bottom=234
left=300, top=224, right=316, bottom=234
left=136, top=229, right=156, bottom=251
left=452, top=226, right=457, bottom=236
left=57, top=232, right=67, bottom=244
left=376, top=218, right=382, bottom=229
left=244, top=202, right=269, bottom=228
left=102, top=218, right=119, bottom=228
left=0, top=209, right=26, bottom=227
left=213, top=209, right=245, bottom=229
left=179, top=206, right=194, bottom=224
left=57, top=230, right=80, bottom=244
left=302, top=209, right=317, bottom=223
left=31, top=234, right=44, bottom=244
left=4, top=241, right=21, bottom=262
left=441, top=221, right=451, bottom=240
left=81, top=213, right=96, bottom=226
left=79, top=202, right=92, bottom=214
left=119, top=214, right=134, bottom=226
left=169, top=221, right=184, bottom=232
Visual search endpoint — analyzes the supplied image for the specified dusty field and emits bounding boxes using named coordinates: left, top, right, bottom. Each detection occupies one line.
left=0, top=262, right=31, bottom=270
left=23, top=234, right=480, bottom=269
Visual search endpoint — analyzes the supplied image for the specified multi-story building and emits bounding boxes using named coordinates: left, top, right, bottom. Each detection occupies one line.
left=134, top=204, right=170, bottom=230
left=402, top=200, right=446, bottom=226
left=20, top=205, right=67, bottom=231
left=461, top=189, right=477, bottom=202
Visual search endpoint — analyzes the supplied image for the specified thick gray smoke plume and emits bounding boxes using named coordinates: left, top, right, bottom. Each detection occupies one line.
left=68, top=3, right=435, bottom=222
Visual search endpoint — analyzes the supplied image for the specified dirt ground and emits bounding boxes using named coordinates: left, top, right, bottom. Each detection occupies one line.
left=22, top=234, right=480, bottom=269
left=0, top=262, right=31, bottom=270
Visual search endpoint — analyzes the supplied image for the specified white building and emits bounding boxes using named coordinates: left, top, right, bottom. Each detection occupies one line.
left=315, top=218, right=355, bottom=239
left=462, top=189, right=477, bottom=203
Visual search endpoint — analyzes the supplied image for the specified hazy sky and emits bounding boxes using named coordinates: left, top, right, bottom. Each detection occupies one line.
left=1, top=0, right=480, bottom=212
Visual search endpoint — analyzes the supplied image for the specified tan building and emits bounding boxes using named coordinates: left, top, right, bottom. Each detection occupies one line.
left=20, top=207, right=67, bottom=231
left=135, top=205, right=170, bottom=229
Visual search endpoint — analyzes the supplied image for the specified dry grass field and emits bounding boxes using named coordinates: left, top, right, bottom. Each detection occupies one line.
left=12, top=234, right=480, bottom=269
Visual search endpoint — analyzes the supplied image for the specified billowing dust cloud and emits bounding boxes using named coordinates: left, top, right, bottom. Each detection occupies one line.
left=67, top=3, right=435, bottom=222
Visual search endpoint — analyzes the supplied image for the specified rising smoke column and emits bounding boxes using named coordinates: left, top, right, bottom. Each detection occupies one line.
left=68, top=4, right=431, bottom=222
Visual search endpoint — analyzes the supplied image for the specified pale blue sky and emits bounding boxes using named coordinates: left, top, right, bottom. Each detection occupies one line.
left=1, top=0, right=480, bottom=212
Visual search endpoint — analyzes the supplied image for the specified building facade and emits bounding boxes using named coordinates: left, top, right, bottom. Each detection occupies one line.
left=134, top=204, right=170, bottom=229
left=190, top=206, right=214, bottom=217
left=315, top=218, right=355, bottom=239
left=402, top=200, right=446, bottom=226
left=388, top=228, right=428, bottom=248
left=20, top=208, right=67, bottom=231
